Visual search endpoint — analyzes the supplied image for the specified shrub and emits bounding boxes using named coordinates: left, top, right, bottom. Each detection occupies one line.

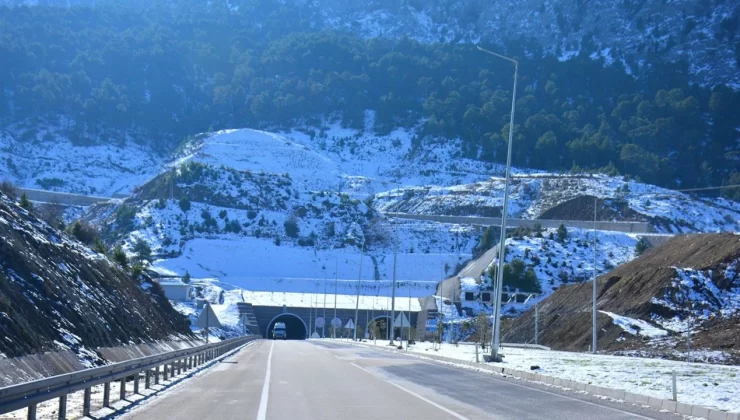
left=182, top=270, right=191, bottom=284
left=133, top=238, right=152, bottom=262
left=115, top=204, right=136, bottom=230
left=0, top=180, right=17, bottom=199
left=68, top=221, right=99, bottom=245
left=131, top=262, right=144, bottom=279
left=284, top=218, right=299, bottom=238
left=635, top=237, right=650, bottom=256
left=113, top=245, right=128, bottom=268
left=179, top=197, right=191, bottom=212
left=225, top=219, right=242, bottom=233
left=19, top=193, right=33, bottom=211
left=557, top=224, right=568, bottom=242
left=247, top=209, right=258, bottom=219
left=93, top=237, right=107, bottom=254
left=219, top=209, right=227, bottom=219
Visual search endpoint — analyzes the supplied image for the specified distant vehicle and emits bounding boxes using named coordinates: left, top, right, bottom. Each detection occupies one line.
left=272, top=322, right=287, bottom=340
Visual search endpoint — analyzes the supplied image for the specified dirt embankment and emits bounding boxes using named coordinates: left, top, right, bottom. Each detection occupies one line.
left=0, top=193, right=192, bottom=360
left=538, top=196, right=646, bottom=222
left=502, top=233, right=740, bottom=362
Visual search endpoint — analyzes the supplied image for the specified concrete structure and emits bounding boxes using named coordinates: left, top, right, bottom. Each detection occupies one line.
left=250, top=304, right=419, bottom=340
left=158, top=281, right=194, bottom=302
left=18, top=187, right=113, bottom=206
left=385, top=212, right=653, bottom=234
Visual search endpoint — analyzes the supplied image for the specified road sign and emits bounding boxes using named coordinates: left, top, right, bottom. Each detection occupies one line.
left=315, top=317, right=325, bottom=329
left=195, top=303, right=221, bottom=329
left=345, top=319, right=355, bottom=329
left=393, top=312, right=410, bottom=328
left=331, top=317, right=342, bottom=328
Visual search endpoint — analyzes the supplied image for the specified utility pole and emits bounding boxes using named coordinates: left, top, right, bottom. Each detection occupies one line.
left=333, top=258, right=338, bottom=339
left=353, top=242, right=365, bottom=341
left=205, top=302, right=210, bottom=344
left=309, top=291, right=313, bottom=339
left=534, top=303, right=539, bottom=345
left=407, top=283, right=412, bottom=350
left=323, top=270, right=327, bottom=338
left=389, top=222, right=398, bottom=345
left=478, top=45, right=517, bottom=363
left=593, top=197, right=598, bottom=354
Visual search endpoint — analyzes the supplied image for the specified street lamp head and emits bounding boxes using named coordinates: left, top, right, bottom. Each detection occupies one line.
left=476, top=44, right=518, bottom=66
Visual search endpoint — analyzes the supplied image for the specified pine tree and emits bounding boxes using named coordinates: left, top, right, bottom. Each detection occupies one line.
left=557, top=224, right=568, bottom=242
left=182, top=270, right=192, bottom=284
left=113, top=245, right=128, bottom=268
left=635, top=237, right=650, bottom=256
left=133, top=238, right=152, bottom=262
left=19, top=193, right=33, bottom=211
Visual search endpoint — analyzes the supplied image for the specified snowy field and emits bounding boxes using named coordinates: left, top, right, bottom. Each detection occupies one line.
left=0, top=127, right=164, bottom=196
left=150, top=235, right=468, bottom=296
left=359, top=340, right=740, bottom=414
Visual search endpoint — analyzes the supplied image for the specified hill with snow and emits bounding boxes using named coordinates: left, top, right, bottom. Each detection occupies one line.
left=70, top=125, right=739, bottom=305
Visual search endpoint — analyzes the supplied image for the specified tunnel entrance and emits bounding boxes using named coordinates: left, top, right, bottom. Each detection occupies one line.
left=266, top=313, right=307, bottom=340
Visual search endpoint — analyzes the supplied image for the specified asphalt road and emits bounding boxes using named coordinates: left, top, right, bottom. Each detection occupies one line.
left=119, top=340, right=686, bottom=420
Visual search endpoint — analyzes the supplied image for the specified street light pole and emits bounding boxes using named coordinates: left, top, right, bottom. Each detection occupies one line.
left=333, top=258, right=338, bottom=339
left=478, top=45, right=518, bottom=362
left=389, top=221, right=398, bottom=345
left=593, top=197, right=598, bottom=353
left=353, top=241, right=365, bottom=341
left=323, top=270, right=327, bottom=338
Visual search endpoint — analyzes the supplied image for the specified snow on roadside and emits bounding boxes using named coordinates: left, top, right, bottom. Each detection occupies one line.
left=361, top=340, right=740, bottom=413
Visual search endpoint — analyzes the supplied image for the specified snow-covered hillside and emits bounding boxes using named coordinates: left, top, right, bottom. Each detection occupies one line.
left=176, top=113, right=509, bottom=198
left=376, top=174, right=740, bottom=233
left=69, top=123, right=739, bottom=306
left=431, top=227, right=640, bottom=320
left=297, top=0, right=740, bottom=87
left=0, top=127, right=163, bottom=196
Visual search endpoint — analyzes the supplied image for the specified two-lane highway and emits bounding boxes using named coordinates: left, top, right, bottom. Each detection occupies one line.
left=120, top=340, right=685, bottom=420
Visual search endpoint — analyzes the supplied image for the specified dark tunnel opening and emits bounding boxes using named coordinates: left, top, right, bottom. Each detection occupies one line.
left=267, top=314, right=307, bottom=340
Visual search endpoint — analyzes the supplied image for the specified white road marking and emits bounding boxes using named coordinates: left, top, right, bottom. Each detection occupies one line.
left=350, top=363, right=470, bottom=420
left=256, top=342, right=275, bottom=420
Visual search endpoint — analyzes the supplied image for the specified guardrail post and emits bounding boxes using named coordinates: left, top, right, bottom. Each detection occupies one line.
left=145, top=369, right=151, bottom=389
left=103, top=381, right=111, bottom=407
left=27, top=403, right=37, bottom=420
left=177, top=359, right=182, bottom=375
left=119, top=377, right=126, bottom=400
left=155, top=366, right=160, bottom=385
left=133, top=371, right=140, bottom=394
left=58, top=394, right=67, bottom=420
left=83, top=388, right=91, bottom=416
left=163, top=364, right=169, bottom=381
left=188, top=356, right=192, bottom=369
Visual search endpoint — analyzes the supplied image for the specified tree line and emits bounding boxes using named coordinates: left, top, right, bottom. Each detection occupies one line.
left=1, top=2, right=738, bottom=195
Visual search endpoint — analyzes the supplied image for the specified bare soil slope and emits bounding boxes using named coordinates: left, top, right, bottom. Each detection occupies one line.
left=502, top=233, right=740, bottom=362
left=0, top=193, right=192, bottom=360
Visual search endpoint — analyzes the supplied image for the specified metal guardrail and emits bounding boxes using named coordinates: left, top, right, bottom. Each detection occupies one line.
left=0, top=335, right=258, bottom=419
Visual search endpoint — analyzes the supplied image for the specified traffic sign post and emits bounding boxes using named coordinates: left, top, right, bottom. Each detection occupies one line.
left=331, top=317, right=341, bottom=338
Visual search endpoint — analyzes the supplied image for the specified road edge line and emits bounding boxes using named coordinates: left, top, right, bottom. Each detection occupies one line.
left=256, top=341, right=275, bottom=420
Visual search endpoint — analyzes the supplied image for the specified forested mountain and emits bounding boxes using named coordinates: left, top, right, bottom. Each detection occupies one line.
left=1, top=1, right=739, bottom=195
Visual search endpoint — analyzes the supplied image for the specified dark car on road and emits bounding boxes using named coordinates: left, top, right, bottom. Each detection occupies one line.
left=272, top=322, right=287, bottom=339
